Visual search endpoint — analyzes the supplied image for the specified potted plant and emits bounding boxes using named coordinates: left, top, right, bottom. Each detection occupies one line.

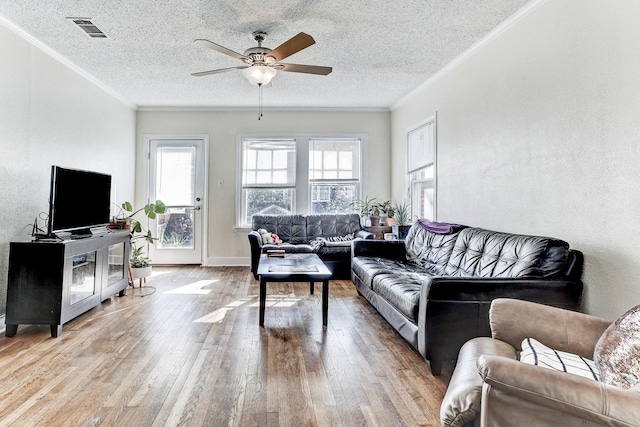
left=111, top=200, right=166, bottom=281
left=377, top=200, right=395, bottom=225
left=130, top=244, right=152, bottom=279
left=351, top=196, right=381, bottom=226
left=391, top=199, right=412, bottom=240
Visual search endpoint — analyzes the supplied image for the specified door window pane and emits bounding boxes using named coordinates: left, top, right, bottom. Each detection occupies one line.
left=157, top=208, right=195, bottom=249
left=155, top=146, right=196, bottom=206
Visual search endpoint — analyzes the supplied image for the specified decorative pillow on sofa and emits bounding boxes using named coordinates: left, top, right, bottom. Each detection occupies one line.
left=594, top=304, right=640, bottom=389
left=323, top=233, right=355, bottom=247
left=520, top=338, right=600, bottom=381
left=257, top=228, right=279, bottom=245
left=309, top=238, right=325, bottom=251
left=309, top=233, right=354, bottom=250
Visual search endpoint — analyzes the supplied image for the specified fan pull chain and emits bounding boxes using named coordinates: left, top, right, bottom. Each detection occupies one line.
left=258, top=83, right=263, bottom=120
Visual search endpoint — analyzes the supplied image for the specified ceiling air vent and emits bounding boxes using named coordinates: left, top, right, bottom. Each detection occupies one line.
left=67, top=17, right=108, bottom=39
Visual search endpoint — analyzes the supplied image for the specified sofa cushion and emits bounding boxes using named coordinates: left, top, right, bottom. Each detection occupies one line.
left=405, top=223, right=461, bottom=275
left=444, top=228, right=570, bottom=278
left=594, top=304, right=640, bottom=390
left=351, top=257, right=402, bottom=288
left=306, top=214, right=362, bottom=241
left=252, top=214, right=308, bottom=244
left=262, top=242, right=313, bottom=254
left=316, top=245, right=352, bottom=262
left=520, top=337, right=600, bottom=381
left=372, top=273, right=427, bottom=322
left=352, top=256, right=428, bottom=289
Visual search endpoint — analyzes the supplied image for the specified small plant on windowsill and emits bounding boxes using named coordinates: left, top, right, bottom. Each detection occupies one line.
left=391, top=199, right=413, bottom=240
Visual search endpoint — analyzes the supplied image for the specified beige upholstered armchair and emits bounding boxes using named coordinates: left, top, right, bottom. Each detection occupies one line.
left=440, top=298, right=640, bottom=427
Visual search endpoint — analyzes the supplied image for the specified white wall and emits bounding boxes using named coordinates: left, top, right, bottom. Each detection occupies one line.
left=391, top=0, right=640, bottom=320
left=0, top=21, right=136, bottom=314
left=136, top=110, right=391, bottom=265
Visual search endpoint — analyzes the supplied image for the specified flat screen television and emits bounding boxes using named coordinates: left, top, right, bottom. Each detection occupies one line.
left=48, top=165, right=112, bottom=236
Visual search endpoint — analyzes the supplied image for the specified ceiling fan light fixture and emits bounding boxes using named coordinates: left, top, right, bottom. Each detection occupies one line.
left=243, top=65, right=277, bottom=86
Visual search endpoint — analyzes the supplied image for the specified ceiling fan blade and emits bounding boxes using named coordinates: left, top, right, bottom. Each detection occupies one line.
left=279, top=63, right=332, bottom=75
left=191, top=66, right=248, bottom=77
left=194, top=39, right=247, bottom=60
left=267, top=32, right=315, bottom=62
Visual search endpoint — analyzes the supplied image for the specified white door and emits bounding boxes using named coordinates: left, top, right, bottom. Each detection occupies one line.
left=147, top=137, right=207, bottom=264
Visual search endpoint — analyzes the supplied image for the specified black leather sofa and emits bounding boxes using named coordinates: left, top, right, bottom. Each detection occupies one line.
left=248, top=213, right=374, bottom=280
left=351, top=222, right=583, bottom=375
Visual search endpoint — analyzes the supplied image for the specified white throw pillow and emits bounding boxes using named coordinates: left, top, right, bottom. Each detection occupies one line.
left=520, top=337, right=600, bottom=381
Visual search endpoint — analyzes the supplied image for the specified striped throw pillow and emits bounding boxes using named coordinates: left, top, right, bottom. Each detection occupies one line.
left=323, top=233, right=355, bottom=247
left=520, top=337, right=600, bottom=381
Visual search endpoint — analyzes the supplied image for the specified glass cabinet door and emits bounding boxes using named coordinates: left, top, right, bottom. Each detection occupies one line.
left=70, top=252, right=97, bottom=305
left=107, top=242, right=125, bottom=285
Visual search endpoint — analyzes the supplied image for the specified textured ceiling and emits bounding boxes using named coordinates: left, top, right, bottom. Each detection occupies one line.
left=0, top=0, right=531, bottom=109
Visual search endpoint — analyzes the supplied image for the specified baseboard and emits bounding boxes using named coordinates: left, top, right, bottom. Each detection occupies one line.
left=204, top=257, right=250, bottom=267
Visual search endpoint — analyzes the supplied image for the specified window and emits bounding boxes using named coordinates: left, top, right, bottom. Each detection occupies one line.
left=407, top=115, right=436, bottom=220
left=309, top=138, right=360, bottom=214
left=240, top=139, right=296, bottom=226
left=238, top=136, right=364, bottom=227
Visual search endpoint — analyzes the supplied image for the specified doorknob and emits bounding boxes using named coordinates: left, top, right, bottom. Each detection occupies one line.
left=195, top=206, right=201, bottom=211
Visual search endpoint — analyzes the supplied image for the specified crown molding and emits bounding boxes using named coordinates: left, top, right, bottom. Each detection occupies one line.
left=137, top=106, right=390, bottom=113
left=391, top=0, right=548, bottom=111
left=0, top=13, right=137, bottom=110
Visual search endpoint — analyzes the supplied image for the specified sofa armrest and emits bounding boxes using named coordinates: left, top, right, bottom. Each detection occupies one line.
left=477, top=355, right=640, bottom=426
left=418, top=277, right=583, bottom=374
left=490, top=298, right=611, bottom=358
left=352, top=239, right=406, bottom=261
left=248, top=231, right=263, bottom=280
left=354, top=229, right=375, bottom=240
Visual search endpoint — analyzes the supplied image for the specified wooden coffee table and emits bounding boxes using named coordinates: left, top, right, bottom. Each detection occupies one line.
left=257, top=253, right=332, bottom=328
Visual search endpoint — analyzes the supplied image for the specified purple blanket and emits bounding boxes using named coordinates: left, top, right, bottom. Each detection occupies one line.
left=417, top=219, right=466, bottom=235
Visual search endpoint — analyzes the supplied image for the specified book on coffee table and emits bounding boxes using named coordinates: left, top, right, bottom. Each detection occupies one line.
left=266, top=249, right=285, bottom=258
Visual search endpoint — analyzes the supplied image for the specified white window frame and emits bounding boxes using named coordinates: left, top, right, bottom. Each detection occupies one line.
left=236, top=134, right=367, bottom=228
left=309, top=138, right=362, bottom=215
left=406, top=114, right=437, bottom=221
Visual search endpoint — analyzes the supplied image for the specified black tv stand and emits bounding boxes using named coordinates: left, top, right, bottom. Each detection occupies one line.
left=5, top=230, right=131, bottom=337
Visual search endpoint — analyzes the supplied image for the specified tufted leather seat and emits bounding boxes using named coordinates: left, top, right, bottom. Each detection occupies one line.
left=351, top=223, right=583, bottom=375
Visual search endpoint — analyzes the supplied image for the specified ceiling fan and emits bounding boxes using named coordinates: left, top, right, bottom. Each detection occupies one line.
left=191, top=31, right=332, bottom=86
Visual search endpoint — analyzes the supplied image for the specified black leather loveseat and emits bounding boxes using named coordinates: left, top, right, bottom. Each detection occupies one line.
left=248, top=213, right=374, bottom=280
left=351, top=221, right=583, bottom=375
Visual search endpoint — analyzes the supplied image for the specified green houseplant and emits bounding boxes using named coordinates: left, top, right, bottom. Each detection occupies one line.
left=111, top=200, right=166, bottom=280
left=351, top=196, right=382, bottom=226
left=376, top=200, right=395, bottom=225
left=391, top=199, right=412, bottom=240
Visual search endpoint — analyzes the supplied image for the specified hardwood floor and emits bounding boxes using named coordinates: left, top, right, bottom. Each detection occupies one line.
left=0, top=266, right=448, bottom=426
